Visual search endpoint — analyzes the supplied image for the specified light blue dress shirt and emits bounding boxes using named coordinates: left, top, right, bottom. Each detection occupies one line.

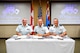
left=34, top=24, right=49, bottom=34
left=49, top=24, right=66, bottom=35
left=16, top=24, right=33, bottom=35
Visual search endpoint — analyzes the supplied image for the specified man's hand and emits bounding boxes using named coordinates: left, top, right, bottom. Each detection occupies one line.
left=27, top=33, right=30, bottom=36
left=37, top=34, right=43, bottom=36
left=59, top=32, right=67, bottom=37
left=53, top=33, right=57, bottom=36
left=59, top=34, right=64, bottom=37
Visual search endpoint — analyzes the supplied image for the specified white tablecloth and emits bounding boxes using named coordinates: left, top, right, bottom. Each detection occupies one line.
left=6, top=38, right=75, bottom=53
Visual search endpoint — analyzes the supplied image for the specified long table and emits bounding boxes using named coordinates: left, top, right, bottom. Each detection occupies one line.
left=6, top=37, right=75, bottom=53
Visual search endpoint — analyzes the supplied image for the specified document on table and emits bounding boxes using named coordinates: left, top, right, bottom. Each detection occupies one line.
left=50, top=35, right=63, bottom=40
left=12, top=35, right=43, bottom=39
left=32, top=35, right=43, bottom=39
left=11, top=35, right=67, bottom=40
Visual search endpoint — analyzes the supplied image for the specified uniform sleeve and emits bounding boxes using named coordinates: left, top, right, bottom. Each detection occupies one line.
left=49, top=26, right=55, bottom=33
left=16, top=26, right=20, bottom=32
left=45, top=27, right=49, bottom=33
left=62, top=26, right=66, bottom=32
left=29, top=26, right=33, bottom=32
left=49, top=27, right=53, bottom=32
left=34, top=26, right=37, bottom=32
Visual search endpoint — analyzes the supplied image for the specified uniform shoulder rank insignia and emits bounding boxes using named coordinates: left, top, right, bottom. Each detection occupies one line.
left=43, top=25, right=46, bottom=27
left=59, top=24, right=62, bottom=26
left=50, top=24, right=53, bottom=26
left=48, top=24, right=50, bottom=26
left=28, top=24, right=31, bottom=26
left=18, top=24, right=22, bottom=26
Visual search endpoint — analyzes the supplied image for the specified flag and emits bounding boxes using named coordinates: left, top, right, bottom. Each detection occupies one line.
left=30, top=1, right=34, bottom=30
left=46, top=1, right=50, bottom=27
left=38, top=6, right=42, bottom=19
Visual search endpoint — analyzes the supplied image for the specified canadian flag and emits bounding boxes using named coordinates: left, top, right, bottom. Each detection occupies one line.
left=30, top=2, right=34, bottom=30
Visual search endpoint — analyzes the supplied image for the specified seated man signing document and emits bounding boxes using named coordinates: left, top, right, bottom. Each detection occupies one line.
left=49, top=18, right=67, bottom=37
left=16, top=18, right=33, bottom=36
left=34, top=19, right=49, bottom=37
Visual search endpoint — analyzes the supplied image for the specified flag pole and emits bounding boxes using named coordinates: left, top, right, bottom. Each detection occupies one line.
left=39, top=0, right=41, bottom=7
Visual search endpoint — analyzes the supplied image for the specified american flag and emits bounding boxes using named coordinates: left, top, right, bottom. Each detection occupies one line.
left=38, top=6, right=42, bottom=19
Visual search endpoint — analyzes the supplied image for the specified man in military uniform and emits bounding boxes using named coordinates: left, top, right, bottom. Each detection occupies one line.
left=34, top=19, right=49, bottom=37
left=16, top=18, right=33, bottom=36
left=49, top=18, right=67, bottom=37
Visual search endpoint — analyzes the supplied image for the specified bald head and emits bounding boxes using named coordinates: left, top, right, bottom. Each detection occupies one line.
left=38, top=19, right=43, bottom=27
left=22, top=18, right=27, bottom=26
left=53, top=18, right=58, bottom=27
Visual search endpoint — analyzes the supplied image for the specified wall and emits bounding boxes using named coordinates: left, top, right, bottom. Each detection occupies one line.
left=0, top=0, right=80, bottom=38
left=64, top=25, right=80, bottom=38
left=0, top=25, right=17, bottom=38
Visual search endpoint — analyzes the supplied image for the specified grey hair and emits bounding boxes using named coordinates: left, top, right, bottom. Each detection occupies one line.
left=53, top=18, right=58, bottom=21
